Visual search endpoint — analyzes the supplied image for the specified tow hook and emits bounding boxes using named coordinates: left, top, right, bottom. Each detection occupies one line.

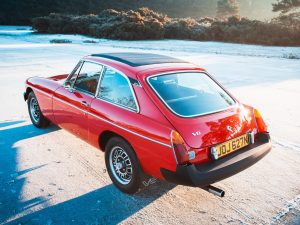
left=202, top=185, right=225, bottom=197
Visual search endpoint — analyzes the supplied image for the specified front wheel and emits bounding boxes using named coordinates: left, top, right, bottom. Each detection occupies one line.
left=105, top=137, right=143, bottom=194
left=27, top=92, right=49, bottom=128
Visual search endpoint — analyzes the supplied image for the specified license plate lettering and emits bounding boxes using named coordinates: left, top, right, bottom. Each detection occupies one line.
left=244, top=135, right=249, bottom=144
left=221, top=145, right=227, bottom=155
left=216, top=134, right=250, bottom=159
left=237, top=139, right=241, bottom=148
left=232, top=140, right=236, bottom=151
left=227, top=142, right=231, bottom=153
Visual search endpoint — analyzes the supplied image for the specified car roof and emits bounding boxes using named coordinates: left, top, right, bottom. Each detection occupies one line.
left=90, top=52, right=187, bottom=67
left=84, top=52, right=206, bottom=79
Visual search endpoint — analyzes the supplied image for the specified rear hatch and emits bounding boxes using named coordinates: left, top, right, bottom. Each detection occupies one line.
left=167, top=106, right=255, bottom=149
left=146, top=71, right=256, bottom=149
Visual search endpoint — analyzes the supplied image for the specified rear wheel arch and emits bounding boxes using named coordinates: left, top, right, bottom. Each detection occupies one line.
left=98, top=130, right=145, bottom=172
left=102, top=132, right=152, bottom=193
left=99, top=130, right=132, bottom=152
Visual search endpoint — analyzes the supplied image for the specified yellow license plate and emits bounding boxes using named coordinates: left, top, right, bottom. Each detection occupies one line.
left=216, top=134, right=250, bottom=158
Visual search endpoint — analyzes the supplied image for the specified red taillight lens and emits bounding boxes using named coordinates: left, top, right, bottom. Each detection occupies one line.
left=171, top=130, right=190, bottom=164
left=254, top=109, right=268, bottom=133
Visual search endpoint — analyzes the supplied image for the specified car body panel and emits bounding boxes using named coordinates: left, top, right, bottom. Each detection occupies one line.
left=26, top=76, right=62, bottom=122
left=88, top=99, right=176, bottom=178
left=25, top=69, right=179, bottom=179
left=52, top=86, right=94, bottom=140
left=24, top=53, right=270, bottom=183
left=139, top=69, right=257, bottom=158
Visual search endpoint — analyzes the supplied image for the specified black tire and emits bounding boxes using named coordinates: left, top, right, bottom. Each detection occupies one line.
left=105, top=137, right=143, bottom=194
left=27, top=91, right=49, bottom=128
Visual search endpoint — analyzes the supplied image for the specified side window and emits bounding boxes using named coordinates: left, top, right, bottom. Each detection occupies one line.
left=98, top=68, right=137, bottom=111
left=73, top=62, right=103, bottom=95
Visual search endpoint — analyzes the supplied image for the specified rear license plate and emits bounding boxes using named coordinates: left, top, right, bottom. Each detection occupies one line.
left=216, top=134, right=250, bottom=158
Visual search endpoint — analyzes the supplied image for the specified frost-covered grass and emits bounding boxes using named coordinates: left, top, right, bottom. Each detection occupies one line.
left=1, top=26, right=300, bottom=59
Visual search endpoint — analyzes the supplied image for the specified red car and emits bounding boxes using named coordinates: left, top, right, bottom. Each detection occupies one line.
left=24, top=52, right=271, bottom=196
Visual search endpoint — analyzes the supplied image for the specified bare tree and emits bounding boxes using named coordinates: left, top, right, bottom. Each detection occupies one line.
left=272, top=0, right=300, bottom=13
left=216, top=0, right=240, bottom=19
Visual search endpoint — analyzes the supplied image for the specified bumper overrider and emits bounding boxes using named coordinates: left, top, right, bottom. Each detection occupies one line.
left=161, top=133, right=272, bottom=187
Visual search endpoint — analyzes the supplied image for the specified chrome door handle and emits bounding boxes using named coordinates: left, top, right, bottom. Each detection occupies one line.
left=81, top=101, right=89, bottom=107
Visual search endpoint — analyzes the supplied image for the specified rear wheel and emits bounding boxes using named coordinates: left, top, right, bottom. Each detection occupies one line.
left=27, top=92, right=49, bottom=128
left=105, top=137, right=143, bottom=194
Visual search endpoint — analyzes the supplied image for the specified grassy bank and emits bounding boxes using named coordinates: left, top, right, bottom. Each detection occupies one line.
left=32, top=8, right=300, bottom=46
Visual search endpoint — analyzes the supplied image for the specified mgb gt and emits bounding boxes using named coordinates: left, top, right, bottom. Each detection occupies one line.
left=24, top=53, right=271, bottom=196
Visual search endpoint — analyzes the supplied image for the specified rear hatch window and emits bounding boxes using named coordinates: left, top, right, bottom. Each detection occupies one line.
left=147, top=72, right=235, bottom=117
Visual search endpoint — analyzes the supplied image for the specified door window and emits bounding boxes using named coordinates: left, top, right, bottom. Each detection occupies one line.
left=73, top=62, right=103, bottom=95
left=98, top=68, right=137, bottom=111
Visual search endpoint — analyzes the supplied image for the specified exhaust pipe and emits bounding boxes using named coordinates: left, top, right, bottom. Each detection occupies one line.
left=202, top=185, right=225, bottom=197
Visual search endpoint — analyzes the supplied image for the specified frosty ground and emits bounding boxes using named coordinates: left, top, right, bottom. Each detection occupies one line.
left=0, top=26, right=300, bottom=225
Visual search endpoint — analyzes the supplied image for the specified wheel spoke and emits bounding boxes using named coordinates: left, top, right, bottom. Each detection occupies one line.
left=109, top=146, right=133, bottom=185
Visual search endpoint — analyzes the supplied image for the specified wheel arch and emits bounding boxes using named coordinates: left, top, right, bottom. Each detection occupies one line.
left=24, top=87, right=33, bottom=101
left=99, top=130, right=133, bottom=153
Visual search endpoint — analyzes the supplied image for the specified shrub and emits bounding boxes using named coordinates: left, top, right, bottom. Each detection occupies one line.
left=83, top=40, right=98, bottom=43
left=164, top=18, right=206, bottom=40
left=50, top=39, right=72, bottom=43
left=32, top=17, right=50, bottom=33
left=32, top=8, right=300, bottom=46
left=283, top=53, right=300, bottom=59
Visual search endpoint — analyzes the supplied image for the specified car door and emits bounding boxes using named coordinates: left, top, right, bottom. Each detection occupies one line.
left=53, top=61, right=103, bottom=141
left=88, top=67, right=140, bottom=147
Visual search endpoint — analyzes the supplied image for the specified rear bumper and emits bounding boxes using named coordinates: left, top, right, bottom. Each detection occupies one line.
left=161, top=133, right=272, bottom=187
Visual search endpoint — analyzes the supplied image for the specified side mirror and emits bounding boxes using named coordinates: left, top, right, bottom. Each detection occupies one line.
left=64, top=81, right=74, bottom=92
left=64, top=81, right=71, bottom=89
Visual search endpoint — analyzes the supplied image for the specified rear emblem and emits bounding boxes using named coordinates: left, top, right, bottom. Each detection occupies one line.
left=226, top=126, right=234, bottom=133
left=192, top=131, right=201, bottom=136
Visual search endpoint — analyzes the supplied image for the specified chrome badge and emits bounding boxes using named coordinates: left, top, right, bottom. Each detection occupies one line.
left=210, top=147, right=218, bottom=160
left=226, top=125, right=234, bottom=133
left=192, top=131, right=201, bottom=136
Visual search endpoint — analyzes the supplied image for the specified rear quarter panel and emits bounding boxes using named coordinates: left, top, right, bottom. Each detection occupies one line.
left=138, top=68, right=257, bottom=164
left=88, top=86, right=177, bottom=179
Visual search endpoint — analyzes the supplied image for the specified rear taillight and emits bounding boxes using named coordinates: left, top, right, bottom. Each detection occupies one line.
left=171, top=130, right=195, bottom=164
left=254, top=109, right=268, bottom=133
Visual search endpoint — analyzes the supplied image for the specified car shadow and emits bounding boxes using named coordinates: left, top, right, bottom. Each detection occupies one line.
left=0, top=120, right=26, bottom=128
left=0, top=121, right=59, bottom=223
left=0, top=122, right=176, bottom=225
left=9, top=181, right=175, bottom=225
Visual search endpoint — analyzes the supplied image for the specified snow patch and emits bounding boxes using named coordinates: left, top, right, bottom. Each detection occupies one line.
left=0, top=26, right=299, bottom=59
left=270, top=195, right=300, bottom=224
left=273, top=138, right=300, bottom=152
left=0, top=44, right=70, bottom=49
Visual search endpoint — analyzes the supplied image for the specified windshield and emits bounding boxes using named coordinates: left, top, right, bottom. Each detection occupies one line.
left=147, top=72, right=236, bottom=117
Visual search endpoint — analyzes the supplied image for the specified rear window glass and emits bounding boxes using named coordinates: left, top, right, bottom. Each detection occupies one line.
left=147, top=72, right=235, bottom=117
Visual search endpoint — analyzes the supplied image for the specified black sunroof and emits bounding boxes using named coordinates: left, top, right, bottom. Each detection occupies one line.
left=91, top=52, right=187, bottom=67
